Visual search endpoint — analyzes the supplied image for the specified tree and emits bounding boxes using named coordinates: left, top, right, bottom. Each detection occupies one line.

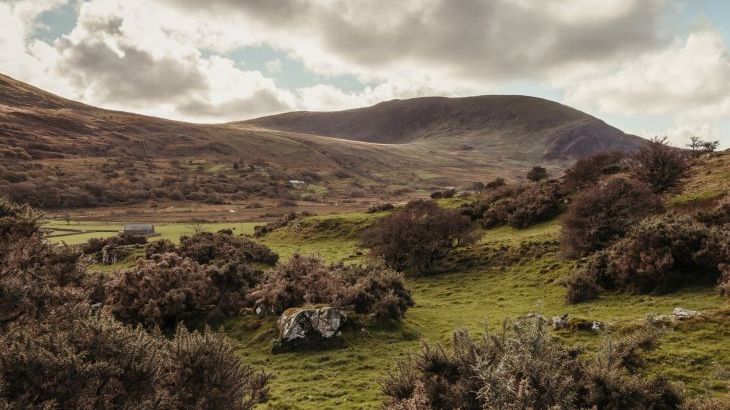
left=363, top=201, right=474, bottom=274
left=686, top=136, right=720, bottom=157
left=631, top=137, right=690, bottom=193
left=526, top=166, right=548, bottom=182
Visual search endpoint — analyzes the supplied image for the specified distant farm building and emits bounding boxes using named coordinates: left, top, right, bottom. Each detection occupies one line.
left=289, top=180, right=306, bottom=188
left=122, top=223, right=156, bottom=237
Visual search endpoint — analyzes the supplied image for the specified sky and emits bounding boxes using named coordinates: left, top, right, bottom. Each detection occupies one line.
left=1, top=0, right=729, bottom=148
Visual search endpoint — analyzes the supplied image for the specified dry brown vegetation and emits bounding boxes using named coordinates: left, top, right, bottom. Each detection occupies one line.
left=363, top=200, right=474, bottom=275
left=0, top=197, right=269, bottom=408
left=252, top=255, right=413, bottom=321
left=382, top=318, right=684, bottom=409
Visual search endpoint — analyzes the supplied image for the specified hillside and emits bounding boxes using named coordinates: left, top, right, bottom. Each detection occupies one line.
left=0, top=73, right=645, bottom=214
left=243, top=95, right=645, bottom=159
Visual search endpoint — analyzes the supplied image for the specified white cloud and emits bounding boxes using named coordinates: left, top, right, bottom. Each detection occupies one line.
left=264, top=58, right=282, bottom=75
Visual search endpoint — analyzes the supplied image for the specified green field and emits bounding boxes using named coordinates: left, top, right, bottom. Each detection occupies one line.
left=230, top=214, right=729, bottom=409
left=44, top=220, right=262, bottom=245
left=47, top=208, right=729, bottom=409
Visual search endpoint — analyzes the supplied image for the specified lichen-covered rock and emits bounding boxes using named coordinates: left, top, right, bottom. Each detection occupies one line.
left=551, top=314, right=569, bottom=330
left=272, top=306, right=346, bottom=353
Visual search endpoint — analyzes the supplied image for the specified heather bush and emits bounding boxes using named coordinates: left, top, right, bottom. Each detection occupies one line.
left=561, top=177, right=662, bottom=257
left=562, top=151, right=626, bottom=192
left=567, top=215, right=729, bottom=302
left=252, top=255, right=413, bottom=320
left=630, top=137, right=690, bottom=193
left=382, top=318, right=682, bottom=409
left=363, top=200, right=473, bottom=274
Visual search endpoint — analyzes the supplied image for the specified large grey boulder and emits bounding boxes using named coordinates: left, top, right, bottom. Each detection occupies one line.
left=272, top=306, right=347, bottom=353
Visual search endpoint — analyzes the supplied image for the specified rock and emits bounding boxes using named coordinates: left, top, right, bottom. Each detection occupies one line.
left=591, top=321, right=603, bottom=331
left=272, top=306, right=347, bottom=353
left=551, top=314, right=569, bottom=330
left=101, top=244, right=118, bottom=265
left=672, top=307, right=699, bottom=319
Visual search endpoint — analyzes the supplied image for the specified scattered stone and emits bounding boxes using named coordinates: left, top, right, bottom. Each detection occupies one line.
left=551, top=314, right=569, bottom=330
left=591, top=321, right=603, bottom=332
left=672, top=307, right=699, bottom=320
left=272, top=306, right=347, bottom=353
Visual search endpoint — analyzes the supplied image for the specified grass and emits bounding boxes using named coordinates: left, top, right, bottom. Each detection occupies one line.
left=226, top=213, right=730, bottom=409
left=44, top=220, right=262, bottom=245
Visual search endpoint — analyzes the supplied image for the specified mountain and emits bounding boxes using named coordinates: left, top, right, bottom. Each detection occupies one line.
left=242, top=95, right=644, bottom=159
left=0, top=73, right=645, bottom=212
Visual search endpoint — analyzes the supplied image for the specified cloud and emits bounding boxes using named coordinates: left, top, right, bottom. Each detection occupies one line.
left=264, top=58, right=282, bottom=75
left=156, top=0, right=668, bottom=83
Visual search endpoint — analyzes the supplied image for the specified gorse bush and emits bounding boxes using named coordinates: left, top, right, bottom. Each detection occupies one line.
left=382, top=318, right=682, bottom=410
left=567, top=214, right=729, bottom=303
left=252, top=255, right=413, bottom=321
left=363, top=200, right=473, bottom=274
left=561, top=177, right=662, bottom=257
left=81, top=232, right=147, bottom=255
left=562, top=150, right=626, bottom=192
left=104, top=253, right=213, bottom=329
left=630, top=136, right=690, bottom=194
left=0, top=197, right=269, bottom=408
left=526, top=165, right=548, bottom=182
left=178, top=230, right=279, bottom=266
left=465, top=180, right=564, bottom=229
left=0, top=312, right=269, bottom=409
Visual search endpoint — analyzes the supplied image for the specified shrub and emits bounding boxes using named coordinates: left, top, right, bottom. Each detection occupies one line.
left=103, top=253, right=212, bottom=328
left=382, top=318, right=682, bottom=409
left=367, top=202, right=395, bottom=213
left=484, top=177, right=506, bottom=189
left=630, top=137, right=690, bottom=193
left=363, top=200, right=473, bottom=274
left=561, top=177, right=662, bottom=257
left=563, top=151, right=626, bottom=192
left=526, top=166, right=548, bottom=181
left=179, top=231, right=278, bottom=266
left=507, top=180, right=564, bottom=229
left=696, top=197, right=730, bottom=226
left=252, top=255, right=413, bottom=320
left=0, top=313, right=269, bottom=409
left=465, top=180, right=564, bottom=229
left=144, top=238, right=177, bottom=258
left=567, top=215, right=729, bottom=302
left=81, top=232, right=147, bottom=255
left=165, top=326, right=270, bottom=409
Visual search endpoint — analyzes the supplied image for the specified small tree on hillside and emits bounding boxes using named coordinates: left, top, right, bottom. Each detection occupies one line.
left=630, top=137, right=690, bottom=193
left=363, top=200, right=474, bottom=275
left=526, top=166, right=548, bottom=182
left=686, top=136, right=720, bottom=157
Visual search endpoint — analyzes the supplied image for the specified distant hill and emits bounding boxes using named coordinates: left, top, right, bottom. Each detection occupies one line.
left=0, top=73, right=646, bottom=211
left=243, top=95, right=645, bottom=159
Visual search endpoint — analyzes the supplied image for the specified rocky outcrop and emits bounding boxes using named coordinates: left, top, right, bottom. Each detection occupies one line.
left=272, top=306, right=347, bottom=353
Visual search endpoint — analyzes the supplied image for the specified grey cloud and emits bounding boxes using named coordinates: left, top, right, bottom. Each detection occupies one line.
left=177, top=88, right=292, bottom=119
left=158, top=0, right=668, bottom=81
left=56, top=36, right=208, bottom=104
